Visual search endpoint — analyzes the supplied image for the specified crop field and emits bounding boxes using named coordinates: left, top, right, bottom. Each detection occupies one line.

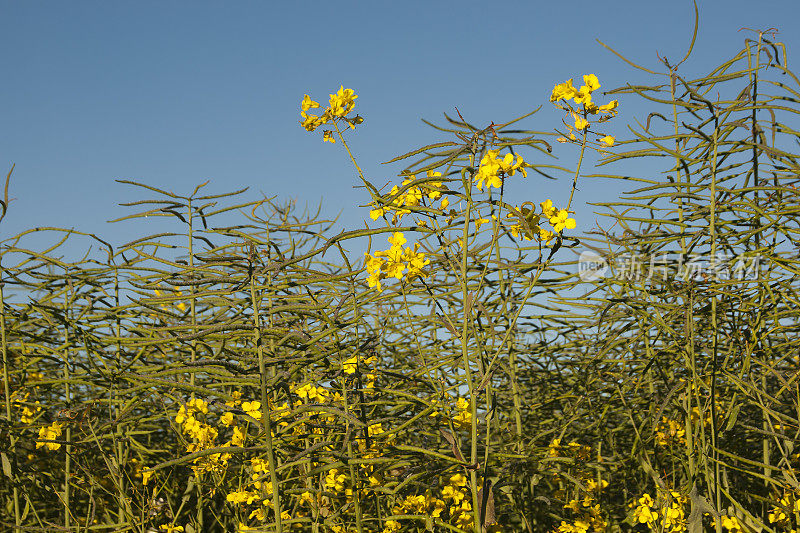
left=1, top=23, right=800, bottom=533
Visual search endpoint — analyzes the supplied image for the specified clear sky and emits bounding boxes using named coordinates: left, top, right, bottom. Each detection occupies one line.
left=2, top=0, right=799, bottom=256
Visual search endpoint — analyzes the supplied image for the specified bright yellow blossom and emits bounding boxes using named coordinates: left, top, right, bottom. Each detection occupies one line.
left=36, top=421, right=64, bottom=451
left=551, top=79, right=579, bottom=102
left=573, top=114, right=589, bottom=131
left=329, top=86, right=358, bottom=117
left=598, top=100, right=619, bottom=115
left=540, top=199, right=556, bottom=218
left=301, top=94, right=320, bottom=113
left=600, top=135, right=615, bottom=147
left=550, top=209, right=576, bottom=233
left=241, top=401, right=262, bottom=420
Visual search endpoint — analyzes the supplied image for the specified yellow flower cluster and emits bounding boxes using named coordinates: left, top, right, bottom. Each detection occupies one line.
left=300, top=86, right=362, bottom=142
left=655, top=417, right=686, bottom=447
left=550, top=74, right=618, bottom=146
left=325, top=468, right=347, bottom=493
left=548, top=438, right=594, bottom=461
left=153, top=288, right=187, bottom=313
left=342, top=354, right=377, bottom=376
left=364, top=232, right=429, bottom=292
left=690, top=405, right=724, bottom=427
left=386, top=492, right=446, bottom=532
left=36, top=421, right=64, bottom=451
left=452, top=397, right=472, bottom=428
left=506, top=199, right=576, bottom=245
left=557, top=478, right=609, bottom=533
left=11, top=389, right=42, bottom=424
left=474, top=149, right=527, bottom=191
left=369, top=171, right=449, bottom=225
left=631, top=491, right=689, bottom=533
left=226, top=456, right=278, bottom=522
left=384, top=473, right=481, bottom=532
left=174, top=397, right=234, bottom=476
left=769, top=487, right=800, bottom=528
left=712, top=515, right=744, bottom=533
left=294, top=382, right=330, bottom=403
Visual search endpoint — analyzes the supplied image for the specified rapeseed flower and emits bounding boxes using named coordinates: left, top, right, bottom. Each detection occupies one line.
left=364, top=232, right=429, bottom=291
left=36, top=421, right=64, bottom=451
left=325, top=468, right=347, bottom=492
left=299, top=86, right=360, bottom=139
left=550, top=79, right=579, bottom=102
left=329, top=86, right=358, bottom=117
left=474, top=150, right=526, bottom=191
left=241, top=401, right=262, bottom=420
left=550, top=209, right=576, bottom=233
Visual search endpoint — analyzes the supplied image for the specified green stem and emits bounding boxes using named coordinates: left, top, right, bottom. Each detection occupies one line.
left=250, top=236, right=283, bottom=533
left=0, top=255, right=21, bottom=527
left=566, top=127, right=588, bottom=211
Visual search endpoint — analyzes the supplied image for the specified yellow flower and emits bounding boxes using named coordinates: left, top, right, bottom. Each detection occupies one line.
left=449, top=473, right=467, bottom=487
left=343, top=355, right=358, bottom=375
left=655, top=417, right=686, bottom=447
left=474, top=149, right=503, bottom=190
left=325, top=468, right=347, bottom=492
left=402, top=244, right=429, bottom=280
left=300, top=113, right=326, bottom=132
left=300, top=491, right=315, bottom=506
left=142, top=469, right=154, bottom=486
left=442, top=484, right=466, bottom=502
left=584, top=479, right=609, bottom=492
left=540, top=199, right=556, bottom=218
left=301, top=94, right=320, bottom=113
left=550, top=209, right=576, bottom=233
left=383, top=520, right=402, bottom=533
left=600, top=135, right=615, bottom=147
left=573, top=114, right=589, bottom=131
left=323, top=130, right=335, bottom=143
left=241, top=401, right=262, bottom=420
left=220, top=412, right=234, bottom=427
left=551, top=79, right=579, bottom=103
left=20, top=402, right=41, bottom=424
left=366, top=269, right=383, bottom=292
left=474, top=150, right=525, bottom=191
left=573, top=74, right=600, bottom=106
left=225, top=390, right=242, bottom=408
left=718, top=515, right=743, bottom=532
left=36, top=422, right=64, bottom=451
left=580, top=74, right=600, bottom=93
left=387, top=232, right=407, bottom=248
left=329, top=86, right=358, bottom=117
left=539, top=228, right=555, bottom=244
left=227, top=490, right=260, bottom=505
left=598, top=100, right=619, bottom=114
left=231, top=426, right=246, bottom=447
left=159, top=525, right=184, bottom=533
left=187, top=397, right=209, bottom=413
left=475, top=217, right=492, bottom=231
left=633, top=493, right=658, bottom=525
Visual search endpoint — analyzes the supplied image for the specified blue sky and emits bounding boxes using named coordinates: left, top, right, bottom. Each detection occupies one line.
left=2, top=0, right=799, bottom=256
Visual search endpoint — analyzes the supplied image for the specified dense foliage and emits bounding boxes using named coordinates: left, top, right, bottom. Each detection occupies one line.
left=2, top=25, right=799, bottom=533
